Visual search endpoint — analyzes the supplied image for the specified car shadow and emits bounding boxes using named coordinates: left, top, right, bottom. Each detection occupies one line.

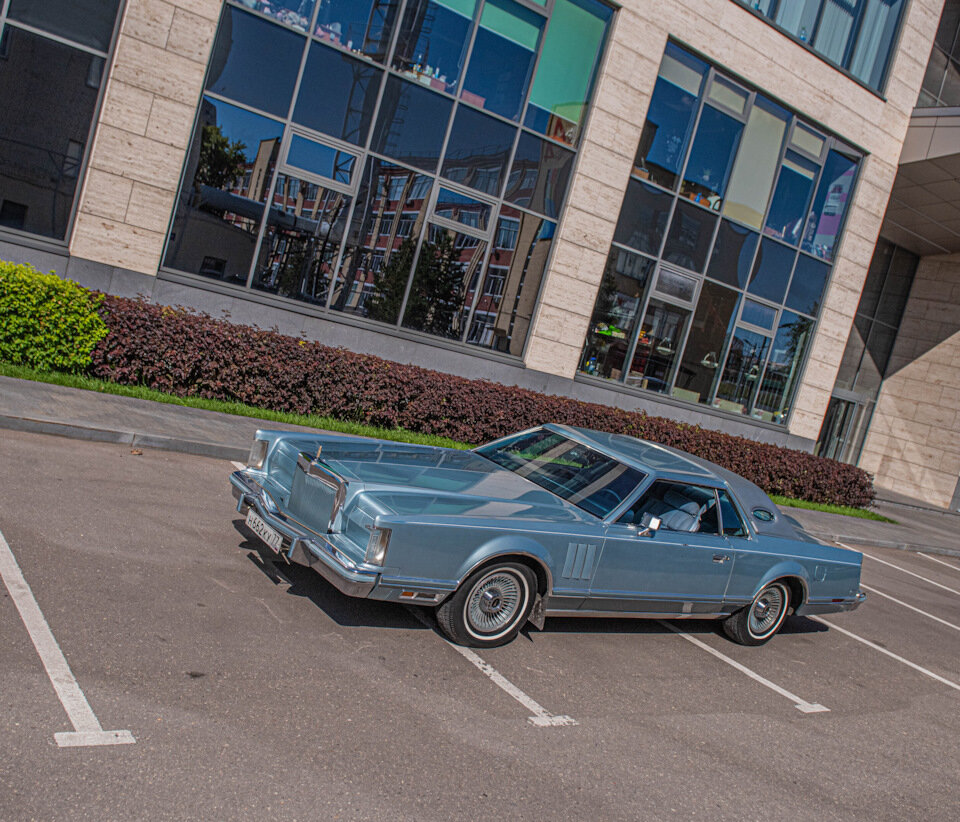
left=233, top=519, right=426, bottom=631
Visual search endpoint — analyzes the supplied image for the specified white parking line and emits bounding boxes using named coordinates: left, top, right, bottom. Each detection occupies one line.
left=812, top=616, right=960, bottom=693
left=860, top=583, right=960, bottom=633
left=408, top=608, right=576, bottom=727
left=839, top=543, right=960, bottom=597
left=231, top=461, right=245, bottom=470
left=918, top=553, right=960, bottom=573
left=658, top=621, right=829, bottom=714
left=0, top=528, right=135, bottom=747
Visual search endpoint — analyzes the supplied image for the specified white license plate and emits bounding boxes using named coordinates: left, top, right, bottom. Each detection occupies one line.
left=245, top=509, right=283, bottom=554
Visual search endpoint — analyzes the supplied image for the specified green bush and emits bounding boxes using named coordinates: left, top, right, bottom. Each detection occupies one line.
left=0, top=261, right=108, bottom=372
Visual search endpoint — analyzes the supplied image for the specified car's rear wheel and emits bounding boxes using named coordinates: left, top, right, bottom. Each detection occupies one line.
left=722, top=581, right=790, bottom=646
left=436, top=562, right=536, bottom=648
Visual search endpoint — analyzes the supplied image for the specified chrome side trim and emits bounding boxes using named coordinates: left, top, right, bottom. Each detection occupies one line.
left=544, top=609, right=727, bottom=620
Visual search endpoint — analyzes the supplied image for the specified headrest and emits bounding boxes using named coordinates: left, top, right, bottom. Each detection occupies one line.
left=664, top=489, right=701, bottom=515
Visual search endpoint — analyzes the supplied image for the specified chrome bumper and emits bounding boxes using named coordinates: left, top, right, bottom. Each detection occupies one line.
left=230, top=471, right=377, bottom=598
left=795, top=590, right=866, bottom=616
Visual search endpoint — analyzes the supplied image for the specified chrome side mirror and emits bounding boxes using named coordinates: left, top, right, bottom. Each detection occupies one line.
left=638, top=515, right=661, bottom=537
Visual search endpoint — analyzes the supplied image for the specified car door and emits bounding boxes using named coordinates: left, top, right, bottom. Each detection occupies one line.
left=587, top=480, right=734, bottom=615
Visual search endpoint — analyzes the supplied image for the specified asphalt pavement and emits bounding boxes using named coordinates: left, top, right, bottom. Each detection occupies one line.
left=1, top=375, right=957, bottom=556
left=1, top=430, right=958, bottom=820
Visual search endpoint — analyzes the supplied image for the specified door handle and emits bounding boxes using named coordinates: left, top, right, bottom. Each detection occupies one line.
left=712, top=554, right=731, bottom=564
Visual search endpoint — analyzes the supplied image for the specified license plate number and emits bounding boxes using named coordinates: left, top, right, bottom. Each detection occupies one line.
left=245, top=509, right=283, bottom=554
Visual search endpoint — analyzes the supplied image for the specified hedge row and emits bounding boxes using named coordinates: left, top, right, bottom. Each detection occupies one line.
left=87, top=294, right=875, bottom=507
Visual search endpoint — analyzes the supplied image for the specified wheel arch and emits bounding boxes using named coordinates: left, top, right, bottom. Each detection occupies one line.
left=457, top=543, right=553, bottom=598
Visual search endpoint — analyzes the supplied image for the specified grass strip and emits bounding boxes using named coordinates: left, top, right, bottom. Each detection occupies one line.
left=2, top=361, right=895, bottom=522
left=770, top=494, right=897, bottom=523
left=0, top=362, right=469, bottom=450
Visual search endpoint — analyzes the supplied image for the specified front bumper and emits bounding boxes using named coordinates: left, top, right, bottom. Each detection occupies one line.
left=230, top=471, right=377, bottom=598
left=795, top=590, right=867, bottom=616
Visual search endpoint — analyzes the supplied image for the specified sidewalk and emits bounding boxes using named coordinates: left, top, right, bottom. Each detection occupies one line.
left=1, top=375, right=957, bottom=556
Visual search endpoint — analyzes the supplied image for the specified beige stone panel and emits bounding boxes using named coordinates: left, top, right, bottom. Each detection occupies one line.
left=99, top=80, right=153, bottom=136
left=886, top=414, right=931, bottom=443
left=78, top=169, right=133, bottom=223
left=940, top=452, right=960, bottom=476
left=853, top=176, right=895, bottom=222
left=531, top=302, right=590, bottom=345
left=835, top=226, right=881, bottom=270
left=822, top=283, right=861, bottom=320
left=125, top=183, right=177, bottom=234
left=123, top=0, right=176, bottom=48
left=941, top=385, right=960, bottom=407
left=539, top=273, right=602, bottom=316
left=816, top=307, right=855, bottom=343
left=523, top=338, right=584, bottom=377
left=70, top=216, right=165, bottom=276
left=590, top=75, right=653, bottom=130
left=858, top=450, right=882, bottom=475
left=111, top=35, right=207, bottom=106
left=788, top=408, right=826, bottom=442
left=146, top=96, right=196, bottom=149
left=549, top=242, right=608, bottom=286
left=573, top=139, right=636, bottom=191
left=566, top=174, right=628, bottom=225
left=927, top=425, right=960, bottom=454
left=559, top=206, right=618, bottom=253
left=166, top=6, right=219, bottom=64
left=928, top=361, right=960, bottom=385
left=830, top=257, right=869, bottom=292
left=173, top=0, right=222, bottom=21
left=581, top=111, right=643, bottom=165
left=89, top=125, right=186, bottom=190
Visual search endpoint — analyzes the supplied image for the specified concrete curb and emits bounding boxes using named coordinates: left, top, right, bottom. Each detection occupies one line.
left=0, top=414, right=248, bottom=462
left=803, top=528, right=960, bottom=559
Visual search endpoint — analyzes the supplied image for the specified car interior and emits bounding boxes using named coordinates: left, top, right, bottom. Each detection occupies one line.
left=620, top=482, right=720, bottom=533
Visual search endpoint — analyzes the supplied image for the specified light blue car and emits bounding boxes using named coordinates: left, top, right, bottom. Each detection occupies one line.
left=230, top=424, right=865, bottom=647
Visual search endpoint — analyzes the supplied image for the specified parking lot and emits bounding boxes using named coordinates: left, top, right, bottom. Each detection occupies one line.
left=1, top=429, right=958, bottom=821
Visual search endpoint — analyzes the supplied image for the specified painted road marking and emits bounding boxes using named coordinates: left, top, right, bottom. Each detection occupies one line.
left=231, top=461, right=246, bottom=470
left=812, top=616, right=960, bottom=693
left=0, top=528, right=135, bottom=747
left=860, top=583, right=960, bottom=633
left=918, top=553, right=960, bottom=573
left=408, top=608, right=576, bottom=727
left=659, top=621, right=829, bottom=714
left=839, top=544, right=960, bottom=597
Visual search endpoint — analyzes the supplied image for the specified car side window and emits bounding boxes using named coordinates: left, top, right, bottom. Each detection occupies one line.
left=618, top=481, right=720, bottom=535
left=718, top=490, right=749, bottom=537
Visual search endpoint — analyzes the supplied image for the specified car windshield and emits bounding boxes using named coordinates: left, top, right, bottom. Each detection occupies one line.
left=475, top=429, right=646, bottom=519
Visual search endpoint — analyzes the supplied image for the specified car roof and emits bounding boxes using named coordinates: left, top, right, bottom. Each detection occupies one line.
left=547, top=424, right=716, bottom=479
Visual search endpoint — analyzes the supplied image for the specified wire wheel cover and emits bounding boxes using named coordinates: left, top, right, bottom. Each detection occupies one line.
left=466, top=571, right=523, bottom=635
left=749, top=585, right=786, bottom=637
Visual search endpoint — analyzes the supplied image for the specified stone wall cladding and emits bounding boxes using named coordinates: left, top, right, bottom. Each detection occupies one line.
left=860, top=254, right=960, bottom=508
left=524, top=0, right=944, bottom=444
left=69, top=0, right=221, bottom=274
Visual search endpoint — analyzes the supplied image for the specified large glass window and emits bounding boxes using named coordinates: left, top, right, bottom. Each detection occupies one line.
left=371, top=77, right=453, bottom=173
left=918, top=1, right=960, bottom=106
left=393, top=0, right=477, bottom=95
left=578, top=41, right=861, bottom=426
left=7, top=0, right=120, bottom=52
left=441, top=106, right=516, bottom=196
left=733, top=0, right=907, bottom=94
left=504, top=132, right=574, bottom=219
left=313, top=0, right=398, bottom=62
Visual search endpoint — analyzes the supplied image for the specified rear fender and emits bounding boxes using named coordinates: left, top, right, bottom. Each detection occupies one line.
left=752, top=561, right=810, bottom=607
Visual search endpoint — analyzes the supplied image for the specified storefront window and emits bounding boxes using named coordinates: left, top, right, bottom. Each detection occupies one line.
left=626, top=299, right=690, bottom=393
left=662, top=200, right=716, bottom=273
left=679, top=106, right=743, bottom=209
left=672, top=281, right=739, bottom=405
left=802, top=149, right=857, bottom=262
left=393, top=0, right=477, bottom=94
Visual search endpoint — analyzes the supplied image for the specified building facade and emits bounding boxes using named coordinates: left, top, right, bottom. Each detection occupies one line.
left=1, top=0, right=957, bottom=507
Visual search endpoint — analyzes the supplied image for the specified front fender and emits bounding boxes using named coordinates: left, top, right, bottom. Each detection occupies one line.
left=456, top=534, right=555, bottom=594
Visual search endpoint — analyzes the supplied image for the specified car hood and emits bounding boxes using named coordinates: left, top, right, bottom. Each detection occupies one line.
left=317, top=440, right=597, bottom=523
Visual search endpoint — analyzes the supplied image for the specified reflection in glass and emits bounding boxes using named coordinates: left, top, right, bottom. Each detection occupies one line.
left=244, top=0, right=316, bottom=32
left=332, top=158, right=432, bottom=320
left=0, top=27, right=102, bottom=239
left=251, top=177, right=351, bottom=305
left=858, top=323, right=897, bottom=395
left=661, top=200, right=716, bottom=273
left=679, top=106, right=743, bottom=209
left=715, top=328, right=770, bottom=415
left=526, top=0, right=611, bottom=146
left=613, top=179, right=671, bottom=256
left=314, top=0, right=398, bottom=62
left=791, top=123, right=825, bottom=157
left=707, top=220, right=758, bottom=288
left=627, top=299, right=689, bottom=393
left=785, top=253, right=829, bottom=316
left=876, top=244, right=918, bottom=326
left=754, top=312, right=813, bottom=423
left=722, top=98, right=788, bottom=229
left=850, top=0, right=904, bottom=88
left=371, top=77, right=453, bottom=172
left=774, top=0, right=820, bottom=43
left=672, top=281, right=739, bottom=405
left=764, top=151, right=818, bottom=245
left=802, top=150, right=857, bottom=262
left=467, top=207, right=554, bottom=355
left=740, top=299, right=777, bottom=330
left=579, top=249, right=655, bottom=380
left=7, top=0, right=121, bottom=51
left=708, top=76, right=748, bottom=115
left=813, top=1, right=854, bottom=64
left=393, top=0, right=476, bottom=94
left=633, top=45, right=706, bottom=190
left=165, top=97, right=283, bottom=282
left=834, top=314, right=868, bottom=392
left=461, top=0, right=543, bottom=120
left=293, top=42, right=382, bottom=146
left=748, top=237, right=795, bottom=304
left=441, top=106, right=516, bottom=196
left=402, top=223, right=487, bottom=339
left=287, top=135, right=356, bottom=184
left=655, top=267, right=697, bottom=302
left=504, top=132, right=574, bottom=218
left=434, top=187, right=492, bottom=232
left=206, top=7, right=304, bottom=117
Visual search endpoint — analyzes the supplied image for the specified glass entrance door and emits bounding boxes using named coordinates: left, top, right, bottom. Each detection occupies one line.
left=815, top=396, right=873, bottom=463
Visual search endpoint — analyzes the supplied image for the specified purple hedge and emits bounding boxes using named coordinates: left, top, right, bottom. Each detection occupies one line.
left=88, top=295, right=875, bottom=507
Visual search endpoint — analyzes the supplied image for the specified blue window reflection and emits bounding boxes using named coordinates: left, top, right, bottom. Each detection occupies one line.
left=802, top=150, right=857, bottom=262
left=662, top=200, right=716, bottom=273
left=461, top=0, right=543, bottom=120
left=244, top=1, right=316, bottom=32
left=613, top=179, right=671, bottom=256
left=314, top=0, right=397, bottom=62
left=371, top=77, right=453, bottom=173
left=785, top=254, right=829, bottom=316
left=708, top=220, right=758, bottom=288
left=434, top=187, right=492, bottom=232
left=764, top=150, right=818, bottom=246
left=504, top=132, right=574, bottom=218
left=748, top=238, right=795, bottom=304
left=442, top=105, right=517, bottom=196
left=680, top=106, right=743, bottom=208
left=287, top=135, right=356, bottom=184
left=393, top=0, right=477, bottom=95
left=206, top=6, right=304, bottom=117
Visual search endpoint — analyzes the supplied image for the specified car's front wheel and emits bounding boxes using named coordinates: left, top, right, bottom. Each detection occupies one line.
left=722, top=581, right=790, bottom=646
left=436, top=562, right=536, bottom=648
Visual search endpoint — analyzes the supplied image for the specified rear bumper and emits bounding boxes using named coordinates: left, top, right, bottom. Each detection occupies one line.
left=795, top=590, right=866, bottom=616
left=230, top=471, right=377, bottom=598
